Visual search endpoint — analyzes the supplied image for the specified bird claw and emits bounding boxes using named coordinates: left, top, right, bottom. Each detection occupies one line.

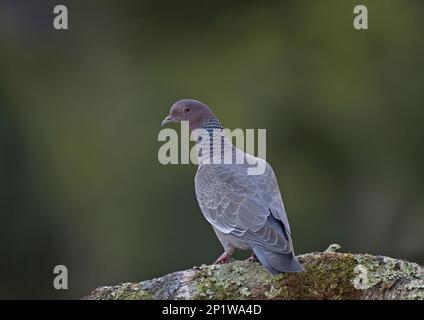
left=245, top=254, right=258, bottom=263
left=213, top=252, right=232, bottom=264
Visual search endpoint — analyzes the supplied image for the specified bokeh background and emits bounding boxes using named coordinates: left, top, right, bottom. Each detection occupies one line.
left=0, top=0, right=423, bottom=299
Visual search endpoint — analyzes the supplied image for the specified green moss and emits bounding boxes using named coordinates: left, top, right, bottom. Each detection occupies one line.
left=194, top=261, right=275, bottom=299
left=87, top=283, right=154, bottom=300
left=194, top=253, right=360, bottom=300
left=272, top=253, right=359, bottom=299
left=115, top=289, right=153, bottom=300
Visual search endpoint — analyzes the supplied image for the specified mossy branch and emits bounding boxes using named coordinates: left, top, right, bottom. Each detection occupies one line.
left=84, top=245, right=424, bottom=300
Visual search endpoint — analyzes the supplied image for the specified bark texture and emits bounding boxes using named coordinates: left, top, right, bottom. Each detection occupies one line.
left=84, top=245, right=424, bottom=300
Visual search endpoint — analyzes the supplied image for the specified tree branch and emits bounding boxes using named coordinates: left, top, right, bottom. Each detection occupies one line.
left=84, top=245, right=424, bottom=300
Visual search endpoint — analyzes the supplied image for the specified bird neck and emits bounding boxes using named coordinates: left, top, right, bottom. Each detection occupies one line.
left=201, top=118, right=223, bottom=133
left=196, top=118, right=238, bottom=165
left=193, top=118, right=257, bottom=168
left=195, top=118, right=235, bottom=165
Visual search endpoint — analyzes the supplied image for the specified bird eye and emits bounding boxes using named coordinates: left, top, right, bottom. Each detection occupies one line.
left=184, top=107, right=191, bottom=113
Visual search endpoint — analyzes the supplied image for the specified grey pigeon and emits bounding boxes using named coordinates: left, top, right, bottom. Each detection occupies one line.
left=161, top=99, right=304, bottom=274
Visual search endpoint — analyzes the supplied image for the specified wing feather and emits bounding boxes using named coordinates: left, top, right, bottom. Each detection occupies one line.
left=195, top=161, right=293, bottom=254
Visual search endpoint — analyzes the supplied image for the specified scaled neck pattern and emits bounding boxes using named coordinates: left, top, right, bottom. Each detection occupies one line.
left=201, top=118, right=223, bottom=134
left=196, top=118, right=236, bottom=165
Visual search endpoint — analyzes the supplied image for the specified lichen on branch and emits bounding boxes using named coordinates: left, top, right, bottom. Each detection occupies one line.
left=84, top=245, right=424, bottom=300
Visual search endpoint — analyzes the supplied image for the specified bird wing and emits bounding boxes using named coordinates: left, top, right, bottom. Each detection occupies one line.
left=195, top=161, right=293, bottom=254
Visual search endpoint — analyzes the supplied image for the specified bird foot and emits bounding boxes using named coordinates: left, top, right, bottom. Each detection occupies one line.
left=213, top=252, right=232, bottom=264
left=245, top=254, right=258, bottom=263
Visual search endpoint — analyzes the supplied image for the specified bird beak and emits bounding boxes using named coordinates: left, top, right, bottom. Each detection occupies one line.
left=161, top=115, right=175, bottom=127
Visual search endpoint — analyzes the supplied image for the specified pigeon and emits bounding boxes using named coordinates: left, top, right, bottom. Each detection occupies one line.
left=161, top=99, right=304, bottom=274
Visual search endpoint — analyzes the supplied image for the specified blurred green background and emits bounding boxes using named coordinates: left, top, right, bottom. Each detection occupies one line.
left=0, top=0, right=423, bottom=299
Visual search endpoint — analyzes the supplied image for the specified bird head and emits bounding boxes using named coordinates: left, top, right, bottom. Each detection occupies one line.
left=161, top=99, right=216, bottom=130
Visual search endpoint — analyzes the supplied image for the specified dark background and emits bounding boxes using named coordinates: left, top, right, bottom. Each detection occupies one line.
left=0, top=0, right=423, bottom=299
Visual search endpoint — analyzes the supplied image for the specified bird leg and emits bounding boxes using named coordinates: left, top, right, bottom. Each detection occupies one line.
left=213, top=252, right=232, bottom=264
left=245, top=253, right=258, bottom=263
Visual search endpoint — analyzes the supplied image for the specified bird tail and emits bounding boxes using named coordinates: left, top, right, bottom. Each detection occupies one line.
left=252, top=246, right=304, bottom=274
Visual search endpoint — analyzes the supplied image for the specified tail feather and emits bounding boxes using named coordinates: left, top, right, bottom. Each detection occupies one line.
left=252, top=246, right=304, bottom=274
